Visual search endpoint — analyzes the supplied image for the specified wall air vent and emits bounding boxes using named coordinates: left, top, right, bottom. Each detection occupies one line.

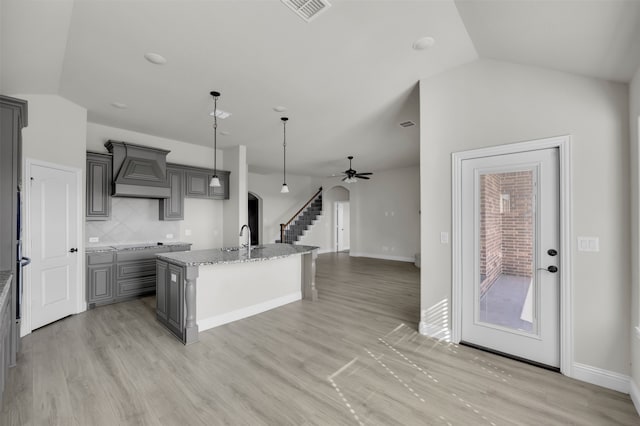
left=399, top=120, right=416, bottom=128
left=281, top=0, right=331, bottom=23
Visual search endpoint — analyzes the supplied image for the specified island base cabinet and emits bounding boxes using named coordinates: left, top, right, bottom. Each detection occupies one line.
left=156, top=261, right=184, bottom=342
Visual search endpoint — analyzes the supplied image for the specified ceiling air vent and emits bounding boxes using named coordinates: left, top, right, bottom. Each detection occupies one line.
left=281, top=0, right=331, bottom=23
left=399, top=120, right=416, bottom=128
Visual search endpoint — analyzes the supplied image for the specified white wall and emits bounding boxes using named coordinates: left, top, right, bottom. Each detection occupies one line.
left=86, top=122, right=225, bottom=249
left=299, top=185, right=350, bottom=253
left=348, top=166, right=420, bottom=262
left=222, top=145, right=248, bottom=247
left=419, top=59, right=630, bottom=376
left=13, top=94, right=88, bottom=323
left=248, top=172, right=319, bottom=243
left=629, top=64, right=640, bottom=411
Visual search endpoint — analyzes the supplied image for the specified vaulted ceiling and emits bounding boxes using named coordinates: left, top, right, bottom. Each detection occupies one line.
left=2, top=0, right=639, bottom=176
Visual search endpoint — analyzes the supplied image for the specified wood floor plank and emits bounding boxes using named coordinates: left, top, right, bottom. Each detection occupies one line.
left=0, top=252, right=637, bottom=425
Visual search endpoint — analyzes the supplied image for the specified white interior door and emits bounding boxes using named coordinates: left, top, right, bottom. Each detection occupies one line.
left=336, top=201, right=350, bottom=252
left=461, top=148, right=560, bottom=368
left=29, top=163, right=79, bottom=330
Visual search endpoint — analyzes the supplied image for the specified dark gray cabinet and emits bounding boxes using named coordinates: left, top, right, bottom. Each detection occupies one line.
left=185, top=167, right=230, bottom=200
left=0, top=277, right=12, bottom=409
left=87, top=252, right=114, bottom=304
left=156, top=262, right=184, bottom=341
left=86, top=152, right=112, bottom=220
left=87, top=244, right=190, bottom=308
left=0, top=95, right=27, bottom=373
left=159, top=165, right=184, bottom=220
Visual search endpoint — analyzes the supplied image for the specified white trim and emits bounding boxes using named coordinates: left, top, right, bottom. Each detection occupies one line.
left=197, top=291, right=301, bottom=332
left=419, top=321, right=451, bottom=341
left=451, top=135, right=573, bottom=376
left=572, top=362, right=630, bottom=394
left=630, top=379, right=640, bottom=416
left=349, top=252, right=415, bottom=263
left=635, top=326, right=640, bottom=340
left=22, top=158, right=84, bottom=337
left=316, top=248, right=335, bottom=255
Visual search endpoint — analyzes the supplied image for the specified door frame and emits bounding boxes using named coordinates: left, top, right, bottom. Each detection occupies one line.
left=22, top=158, right=84, bottom=336
left=452, top=135, right=573, bottom=376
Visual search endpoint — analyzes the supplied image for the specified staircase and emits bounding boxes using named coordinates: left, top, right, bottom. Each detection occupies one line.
left=277, top=188, right=323, bottom=244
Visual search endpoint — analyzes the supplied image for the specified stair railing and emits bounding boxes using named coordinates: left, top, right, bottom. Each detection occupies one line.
left=280, top=187, right=323, bottom=244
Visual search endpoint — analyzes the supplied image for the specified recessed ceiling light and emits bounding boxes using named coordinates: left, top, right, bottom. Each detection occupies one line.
left=220, top=131, right=231, bottom=136
left=209, top=109, right=232, bottom=119
left=412, top=36, right=435, bottom=50
left=273, top=106, right=287, bottom=112
left=111, top=102, right=128, bottom=109
left=144, top=52, right=167, bottom=65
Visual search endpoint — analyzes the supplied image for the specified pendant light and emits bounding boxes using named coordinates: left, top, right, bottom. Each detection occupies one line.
left=209, top=90, right=221, bottom=187
left=280, top=117, right=289, bottom=193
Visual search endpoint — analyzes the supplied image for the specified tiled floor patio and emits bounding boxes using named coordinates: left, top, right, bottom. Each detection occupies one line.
left=480, top=274, right=533, bottom=332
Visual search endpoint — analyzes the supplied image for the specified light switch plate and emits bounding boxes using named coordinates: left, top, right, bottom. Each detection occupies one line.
left=577, top=236, right=599, bottom=252
left=166, top=233, right=174, bottom=239
left=440, top=232, right=449, bottom=244
left=89, top=237, right=99, bottom=243
left=185, top=229, right=192, bottom=236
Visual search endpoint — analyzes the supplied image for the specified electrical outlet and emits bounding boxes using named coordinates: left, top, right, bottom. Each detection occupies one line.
left=89, top=237, right=99, bottom=243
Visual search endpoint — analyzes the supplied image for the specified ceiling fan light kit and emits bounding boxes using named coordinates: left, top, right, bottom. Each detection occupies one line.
left=337, top=155, right=373, bottom=183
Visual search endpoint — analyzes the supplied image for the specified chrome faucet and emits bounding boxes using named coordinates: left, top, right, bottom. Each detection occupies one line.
left=240, top=224, right=251, bottom=253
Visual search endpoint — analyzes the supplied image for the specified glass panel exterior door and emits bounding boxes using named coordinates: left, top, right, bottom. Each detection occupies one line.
left=460, top=148, right=560, bottom=368
left=478, top=170, right=535, bottom=334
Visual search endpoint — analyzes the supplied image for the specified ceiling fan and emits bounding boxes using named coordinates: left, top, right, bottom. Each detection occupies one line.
left=336, top=156, right=373, bottom=183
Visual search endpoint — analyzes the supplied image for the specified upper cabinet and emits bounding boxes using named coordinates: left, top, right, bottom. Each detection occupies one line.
left=86, top=152, right=112, bottom=221
left=159, top=165, right=185, bottom=221
left=185, top=167, right=230, bottom=200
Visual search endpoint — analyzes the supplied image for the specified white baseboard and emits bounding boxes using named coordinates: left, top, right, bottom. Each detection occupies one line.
left=198, top=291, right=301, bottom=332
left=419, top=321, right=451, bottom=341
left=631, top=379, right=640, bottom=416
left=572, top=362, right=630, bottom=394
left=349, top=252, right=414, bottom=263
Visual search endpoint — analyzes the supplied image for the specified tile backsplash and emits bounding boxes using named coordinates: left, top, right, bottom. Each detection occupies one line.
left=86, top=197, right=180, bottom=246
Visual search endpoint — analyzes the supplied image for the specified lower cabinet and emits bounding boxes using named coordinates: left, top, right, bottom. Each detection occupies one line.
left=156, top=261, right=184, bottom=341
left=86, top=244, right=191, bottom=308
left=0, top=283, right=12, bottom=409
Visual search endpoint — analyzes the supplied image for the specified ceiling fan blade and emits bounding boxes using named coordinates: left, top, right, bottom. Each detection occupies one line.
left=356, top=172, right=373, bottom=176
left=357, top=176, right=371, bottom=180
left=341, top=176, right=348, bottom=182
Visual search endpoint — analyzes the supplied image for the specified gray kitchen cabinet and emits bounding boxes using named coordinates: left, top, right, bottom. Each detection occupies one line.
left=185, top=166, right=230, bottom=200
left=0, top=276, right=12, bottom=409
left=156, top=261, right=184, bottom=341
left=159, top=165, right=184, bottom=220
left=208, top=170, right=230, bottom=200
left=86, top=252, right=115, bottom=305
left=1, top=95, right=27, bottom=372
left=87, top=244, right=191, bottom=308
left=86, top=152, right=112, bottom=220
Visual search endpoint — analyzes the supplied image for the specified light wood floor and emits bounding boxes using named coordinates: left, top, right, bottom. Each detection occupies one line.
left=1, top=253, right=638, bottom=425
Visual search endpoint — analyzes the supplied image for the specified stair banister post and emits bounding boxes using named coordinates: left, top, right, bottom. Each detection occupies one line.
left=280, top=223, right=285, bottom=243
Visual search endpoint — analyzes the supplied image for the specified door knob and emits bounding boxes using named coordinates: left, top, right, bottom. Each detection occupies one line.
left=547, top=249, right=558, bottom=256
left=69, top=248, right=78, bottom=253
left=537, top=265, right=558, bottom=273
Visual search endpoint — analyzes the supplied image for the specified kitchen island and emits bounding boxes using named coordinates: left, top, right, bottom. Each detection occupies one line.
left=155, top=243, right=318, bottom=344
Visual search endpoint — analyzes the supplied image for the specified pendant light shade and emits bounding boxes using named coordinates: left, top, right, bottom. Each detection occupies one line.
left=209, top=90, right=221, bottom=188
left=280, top=117, right=289, bottom=193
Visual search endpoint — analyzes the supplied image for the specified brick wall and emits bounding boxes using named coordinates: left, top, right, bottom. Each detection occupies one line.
left=501, top=171, right=533, bottom=277
left=479, top=171, right=533, bottom=295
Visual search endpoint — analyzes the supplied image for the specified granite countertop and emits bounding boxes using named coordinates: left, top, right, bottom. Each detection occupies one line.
left=0, top=270, right=13, bottom=312
left=86, top=242, right=192, bottom=253
left=157, top=243, right=318, bottom=267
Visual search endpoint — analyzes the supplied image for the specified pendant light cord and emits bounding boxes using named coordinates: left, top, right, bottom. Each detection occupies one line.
left=282, top=118, right=287, bottom=185
left=213, top=94, right=218, bottom=176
